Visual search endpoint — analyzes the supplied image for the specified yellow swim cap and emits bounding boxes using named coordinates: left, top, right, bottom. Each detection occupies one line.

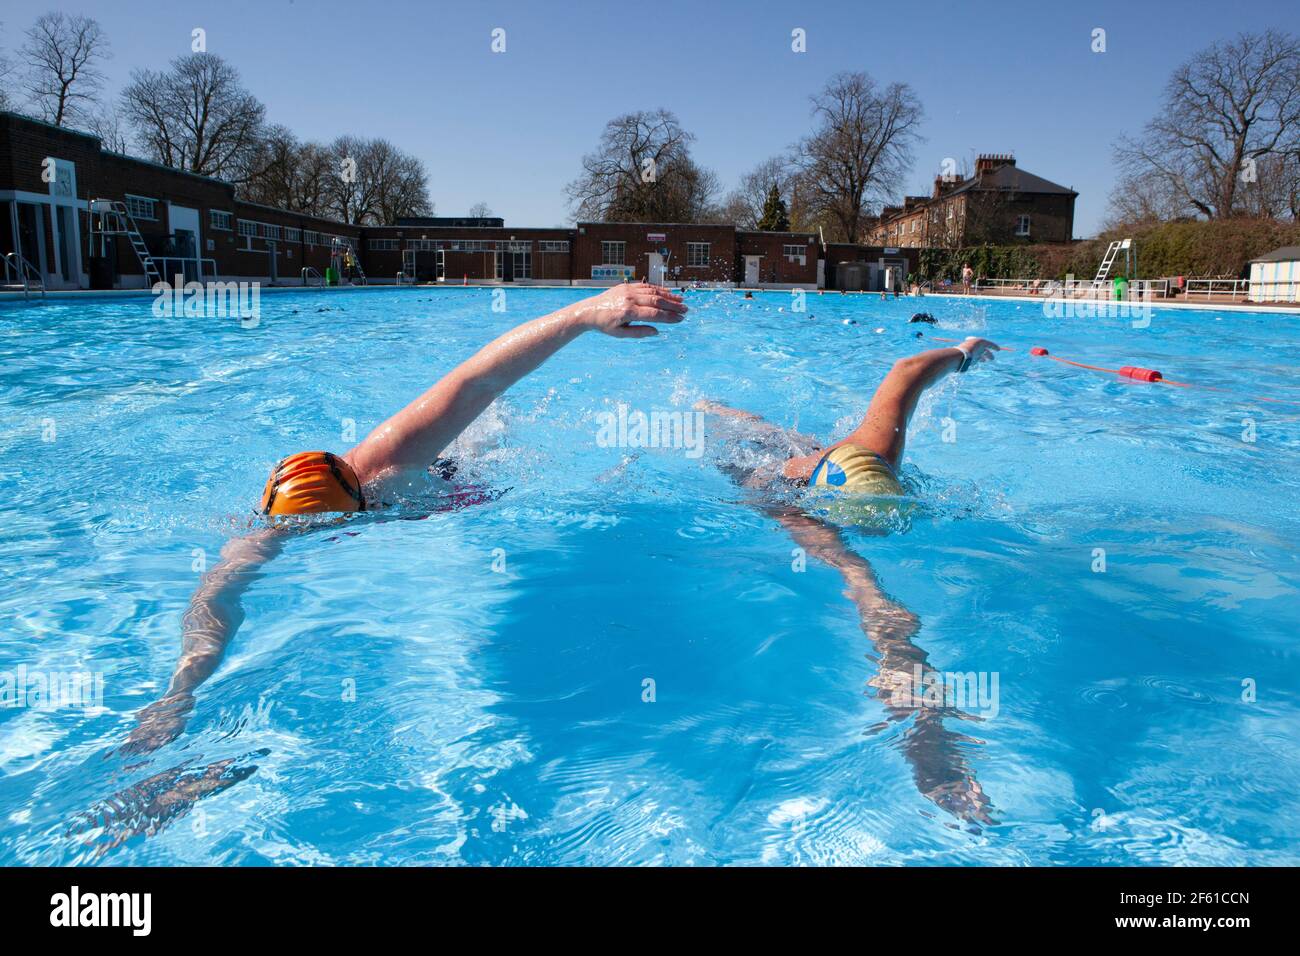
left=809, top=444, right=904, bottom=496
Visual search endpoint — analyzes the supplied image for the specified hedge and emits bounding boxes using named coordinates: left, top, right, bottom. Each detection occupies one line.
left=913, top=218, right=1300, bottom=282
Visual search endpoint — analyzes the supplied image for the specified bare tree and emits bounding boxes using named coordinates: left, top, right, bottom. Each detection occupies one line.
left=0, top=21, right=14, bottom=110
left=237, top=129, right=430, bottom=223
left=121, top=53, right=266, bottom=181
left=721, top=155, right=799, bottom=229
left=238, top=125, right=310, bottom=209
left=19, top=12, right=109, bottom=126
left=791, top=72, right=924, bottom=242
left=1111, top=30, right=1300, bottom=222
left=320, top=136, right=431, bottom=225
left=372, top=146, right=432, bottom=225
left=567, top=109, right=718, bottom=222
left=467, top=201, right=493, bottom=218
left=85, top=108, right=129, bottom=154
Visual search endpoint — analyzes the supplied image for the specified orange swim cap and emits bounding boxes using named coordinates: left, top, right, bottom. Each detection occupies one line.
left=259, top=451, right=366, bottom=516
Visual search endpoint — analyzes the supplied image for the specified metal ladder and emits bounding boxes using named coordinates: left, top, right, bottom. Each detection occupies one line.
left=90, top=199, right=162, bottom=286
left=301, top=266, right=324, bottom=287
left=3, top=251, right=47, bottom=300
left=331, top=237, right=367, bottom=285
left=1094, top=239, right=1128, bottom=282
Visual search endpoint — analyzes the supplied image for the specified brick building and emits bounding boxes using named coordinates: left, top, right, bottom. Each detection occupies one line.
left=868, top=154, right=1077, bottom=248
left=2, top=112, right=1074, bottom=295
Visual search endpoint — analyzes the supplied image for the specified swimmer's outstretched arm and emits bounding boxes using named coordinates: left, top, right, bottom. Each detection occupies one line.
left=782, top=337, right=1000, bottom=479
left=122, top=529, right=285, bottom=754
left=343, top=284, right=687, bottom=492
left=761, top=505, right=993, bottom=826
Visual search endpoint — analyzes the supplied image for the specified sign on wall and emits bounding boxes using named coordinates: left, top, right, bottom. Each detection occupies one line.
left=592, top=265, right=636, bottom=280
left=646, top=233, right=666, bottom=242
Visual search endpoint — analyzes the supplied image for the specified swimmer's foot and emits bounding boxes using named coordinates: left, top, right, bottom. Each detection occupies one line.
left=694, top=399, right=766, bottom=423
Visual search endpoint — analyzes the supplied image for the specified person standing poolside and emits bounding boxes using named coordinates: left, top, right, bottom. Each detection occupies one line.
left=123, top=285, right=688, bottom=753
left=961, top=263, right=974, bottom=294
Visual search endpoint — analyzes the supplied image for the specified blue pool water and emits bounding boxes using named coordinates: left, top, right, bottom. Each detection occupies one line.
left=1, top=287, right=1297, bottom=865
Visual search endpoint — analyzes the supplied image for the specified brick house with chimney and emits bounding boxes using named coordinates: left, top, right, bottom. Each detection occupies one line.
left=869, top=154, right=1077, bottom=249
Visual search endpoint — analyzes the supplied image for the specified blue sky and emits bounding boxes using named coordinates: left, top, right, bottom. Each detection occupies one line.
left=1, top=0, right=1293, bottom=235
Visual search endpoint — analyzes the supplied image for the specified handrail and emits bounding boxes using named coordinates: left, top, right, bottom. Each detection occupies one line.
left=302, top=266, right=324, bottom=287
left=964, top=277, right=1169, bottom=299
left=3, top=252, right=46, bottom=300
left=154, top=257, right=218, bottom=284
left=1183, top=278, right=1250, bottom=300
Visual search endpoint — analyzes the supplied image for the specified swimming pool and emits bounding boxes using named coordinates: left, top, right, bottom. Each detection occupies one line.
left=1, top=286, right=1297, bottom=865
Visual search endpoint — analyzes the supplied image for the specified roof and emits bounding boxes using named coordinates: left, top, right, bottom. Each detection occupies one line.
left=394, top=216, right=504, bottom=228
left=1251, top=246, right=1300, bottom=263
left=876, top=164, right=1077, bottom=226
left=950, top=164, right=1076, bottom=197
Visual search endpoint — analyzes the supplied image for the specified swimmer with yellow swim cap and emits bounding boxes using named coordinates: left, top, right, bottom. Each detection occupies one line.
left=699, top=335, right=1001, bottom=503
left=123, top=285, right=688, bottom=754
left=699, top=336, right=1001, bottom=825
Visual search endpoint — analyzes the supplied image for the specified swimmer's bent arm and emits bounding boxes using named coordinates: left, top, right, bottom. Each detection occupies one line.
left=122, top=530, right=284, bottom=754
left=342, top=284, right=687, bottom=492
left=783, top=338, right=1000, bottom=479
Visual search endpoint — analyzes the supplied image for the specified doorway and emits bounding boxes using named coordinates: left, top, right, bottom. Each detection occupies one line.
left=647, top=252, right=665, bottom=285
left=167, top=204, right=202, bottom=282
left=15, top=202, right=46, bottom=278
left=744, top=255, right=761, bottom=286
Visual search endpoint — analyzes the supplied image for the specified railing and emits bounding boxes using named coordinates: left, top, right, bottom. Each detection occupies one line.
left=2, top=252, right=46, bottom=300
left=969, top=277, right=1169, bottom=298
left=154, top=257, right=217, bottom=284
left=302, top=266, right=324, bottom=287
left=1185, top=278, right=1300, bottom=303
left=396, top=271, right=416, bottom=285
left=1183, top=278, right=1249, bottom=300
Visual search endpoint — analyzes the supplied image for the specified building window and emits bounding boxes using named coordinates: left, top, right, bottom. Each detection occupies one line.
left=125, top=195, right=157, bottom=221
left=782, top=243, right=806, bottom=264
left=258, top=223, right=281, bottom=241
left=947, top=205, right=954, bottom=220
left=1015, top=215, right=1031, bottom=237
left=538, top=240, right=570, bottom=253
left=285, top=227, right=302, bottom=243
left=450, top=239, right=494, bottom=252
left=209, top=210, right=233, bottom=231
left=369, top=239, right=399, bottom=251
left=601, top=241, right=625, bottom=265
left=304, top=230, right=320, bottom=246
left=686, top=242, right=710, bottom=267
left=237, top=219, right=257, bottom=237
left=409, top=239, right=437, bottom=251
left=911, top=220, right=918, bottom=233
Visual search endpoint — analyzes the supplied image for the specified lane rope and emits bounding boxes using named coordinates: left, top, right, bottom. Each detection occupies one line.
left=919, top=333, right=1300, bottom=408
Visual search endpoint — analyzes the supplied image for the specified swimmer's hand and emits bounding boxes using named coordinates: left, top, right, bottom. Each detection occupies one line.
left=570, top=284, right=687, bottom=339
left=960, top=337, right=1001, bottom=364
left=120, top=693, right=194, bottom=755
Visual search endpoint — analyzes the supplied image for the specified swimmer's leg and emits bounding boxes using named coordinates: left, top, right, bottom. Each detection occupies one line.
left=695, top=399, right=822, bottom=488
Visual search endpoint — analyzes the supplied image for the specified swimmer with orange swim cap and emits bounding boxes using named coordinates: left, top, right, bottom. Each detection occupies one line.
left=123, top=285, right=688, bottom=753
left=252, top=285, right=687, bottom=517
